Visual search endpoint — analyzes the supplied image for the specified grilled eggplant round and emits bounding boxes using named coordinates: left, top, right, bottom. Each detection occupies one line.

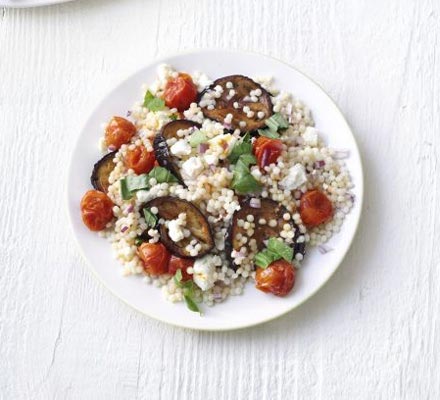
left=226, top=198, right=306, bottom=269
left=90, top=151, right=117, bottom=193
left=145, top=196, right=214, bottom=258
left=153, top=120, right=201, bottom=186
left=199, top=75, right=273, bottom=132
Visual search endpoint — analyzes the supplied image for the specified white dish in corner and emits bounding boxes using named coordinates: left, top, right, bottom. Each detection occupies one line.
left=67, top=50, right=363, bottom=331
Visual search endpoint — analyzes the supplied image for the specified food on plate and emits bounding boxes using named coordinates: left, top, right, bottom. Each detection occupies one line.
left=79, top=64, right=354, bottom=313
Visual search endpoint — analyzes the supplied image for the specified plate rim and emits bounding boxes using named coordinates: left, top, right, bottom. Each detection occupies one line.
left=66, top=48, right=364, bottom=331
left=0, top=0, right=74, bottom=8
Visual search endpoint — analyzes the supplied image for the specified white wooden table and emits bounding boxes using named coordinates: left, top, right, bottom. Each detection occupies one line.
left=1, top=1, right=439, bottom=398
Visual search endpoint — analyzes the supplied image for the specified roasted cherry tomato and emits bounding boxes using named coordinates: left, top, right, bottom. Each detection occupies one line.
left=255, top=259, right=295, bottom=297
left=80, top=190, right=114, bottom=231
left=168, top=256, right=194, bottom=281
left=163, top=73, right=198, bottom=112
left=105, top=116, right=136, bottom=150
left=253, top=136, right=283, bottom=170
left=124, top=145, right=156, bottom=175
left=137, top=243, right=171, bottom=276
left=299, top=189, right=333, bottom=227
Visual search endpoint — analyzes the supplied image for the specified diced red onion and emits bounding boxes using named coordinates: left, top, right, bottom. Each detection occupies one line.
left=333, top=149, right=350, bottom=159
left=209, top=164, right=216, bottom=172
left=121, top=226, right=129, bottom=233
left=318, top=244, right=333, bottom=254
left=108, top=145, right=117, bottom=151
left=198, top=143, right=209, bottom=154
left=126, top=110, right=132, bottom=117
left=126, top=205, right=134, bottom=213
left=314, top=160, right=326, bottom=169
left=223, top=122, right=232, bottom=130
left=213, top=293, right=223, bottom=300
left=249, top=198, right=261, bottom=208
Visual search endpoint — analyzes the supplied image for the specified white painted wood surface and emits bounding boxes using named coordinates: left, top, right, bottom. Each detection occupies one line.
left=0, top=0, right=439, bottom=398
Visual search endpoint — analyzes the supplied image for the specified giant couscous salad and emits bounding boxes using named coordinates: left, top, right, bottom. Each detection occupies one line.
left=79, top=64, right=354, bottom=314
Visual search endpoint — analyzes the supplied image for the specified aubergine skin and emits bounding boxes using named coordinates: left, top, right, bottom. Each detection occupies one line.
left=144, top=196, right=214, bottom=259
left=198, top=75, right=273, bottom=132
left=153, top=120, right=201, bottom=186
left=90, top=151, right=117, bottom=193
left=226, top=198, right=306, bottom=269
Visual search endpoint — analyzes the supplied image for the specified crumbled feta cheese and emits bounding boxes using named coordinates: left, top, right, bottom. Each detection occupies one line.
left=303, top=127, right=319, bottom=146
left=193, top=255, right=222, bottom=291
left=279, top=164, right=308, bottom=191
left=167, top=213, right=187, bottom=242
left=170, top=139, right=191, bottom=157
left=181, top=157, right=204, bottom=180
left=203, top=153, right=218, bottom=165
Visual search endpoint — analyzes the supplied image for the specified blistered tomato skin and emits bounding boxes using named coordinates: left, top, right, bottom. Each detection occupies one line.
left=137, top=243, right=171, bottom=276
left=105, top=116, right=136, bottom=150
left=124, top=145, right=156, bottom=174
left=299, top=189, right=333, bottom=227
left=80, top=190, right=114, bottom=231
left=255, top=260, right=296, bottom=297
left=163, top=73, right=198, bottom=112
left=253, top=136, right=283, bottom=170
left=167, top=256, right=194, bottom=281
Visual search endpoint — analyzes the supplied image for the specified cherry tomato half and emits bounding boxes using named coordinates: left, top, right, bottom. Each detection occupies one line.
left=137, top=243, right=171, bottom=276
left=163, top=73, right=198, bottom=112
left=124, top=145, right=156, bottom=175
left=168, top=256, right=194, bottom=281
left=80, top=190, right=114, bottom=231
left=299, top=189, right=333, bottom=227
left=255, top=259, right=295, bottom=297
left=253, top=136, right=283, bottom=170
left=105, top=116, right=136, bottom=150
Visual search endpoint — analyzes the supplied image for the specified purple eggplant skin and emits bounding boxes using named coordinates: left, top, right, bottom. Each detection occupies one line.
left=144, top=196, right=214, bottom=259
left=90, top=151, right=117, bottom=193
left=226, top=198, right=306, bottom=270
left=198, top=75, right=273, bottom=132
left=153, top=120, right=201, bottom=186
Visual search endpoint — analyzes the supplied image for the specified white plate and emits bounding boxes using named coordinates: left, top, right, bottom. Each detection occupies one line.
left=67, top=50, right=363, bottom=331
left=0, top=0, right=73, bottom=8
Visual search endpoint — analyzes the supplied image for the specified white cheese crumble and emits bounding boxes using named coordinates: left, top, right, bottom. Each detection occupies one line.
left=193, top=255, right=222, bottom=291
left=279, top=163, right=308, bottom=191
left=181, top=156, right=204, bottom=180
left=167, top=213, right=188, bottom=243
left=303, top=127, right=319, bottom=146
left=170, top=139, right=191, bottom=157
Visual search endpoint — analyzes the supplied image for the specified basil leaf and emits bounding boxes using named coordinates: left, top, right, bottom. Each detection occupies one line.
left=184, top=294, right=201, bottom=313
left=143, top=208, right=158, bottom=228
left=174, top=269, right=183, bottom=285
left=265, top=112, right=289, bottom=131
left=231, top=173, right=261, bottom=194
left=228, top=132, right=253, bottom=164
left=189, top=130, right=207, bottom=147
left=143, top=90, right=165, bottom=111
left=267, top=237, right=293, bottom=262
left=125, top=174, right=150, bottom=192
left=238, top=154, right=256, bottom=167
left=147, top=167, right=179, bottom=183
left=254, top=249, right=279, bottom=268
left=120, top=178, right=132, bottom=200
left=258, top=128, right=280, bottom=139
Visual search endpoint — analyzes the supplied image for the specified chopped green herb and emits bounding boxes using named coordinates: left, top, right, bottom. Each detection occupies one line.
left=170, top=114, right=178, bottom=121
left=173, top=270, right=202, bottom=314
left=254, top=249, right=279, bottom=269
left=120, top=178, right=132, bottom=200
left=189, top=130, right=207, bottom=147
left=134, top=236, right=146, bottom=246
left=265, top=112, right=289, bottom=131
left=231, top=158, right=261, bottom=194
left=228, top=132, right=252, bottom=164
left=258, top=128, right=280, bottom=139
left=142, top=208, right=158, bottom=228
left=267, top=237, right=293, bottom=262
left=124, top=174, right=150, bottom=192
left=147, top=166, right=179, bottom=184
left=254, top=237, right=294, bottom=268
left=143, top=91, right=165, bottom=111
left=237, top=153, right=256, bottom=167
